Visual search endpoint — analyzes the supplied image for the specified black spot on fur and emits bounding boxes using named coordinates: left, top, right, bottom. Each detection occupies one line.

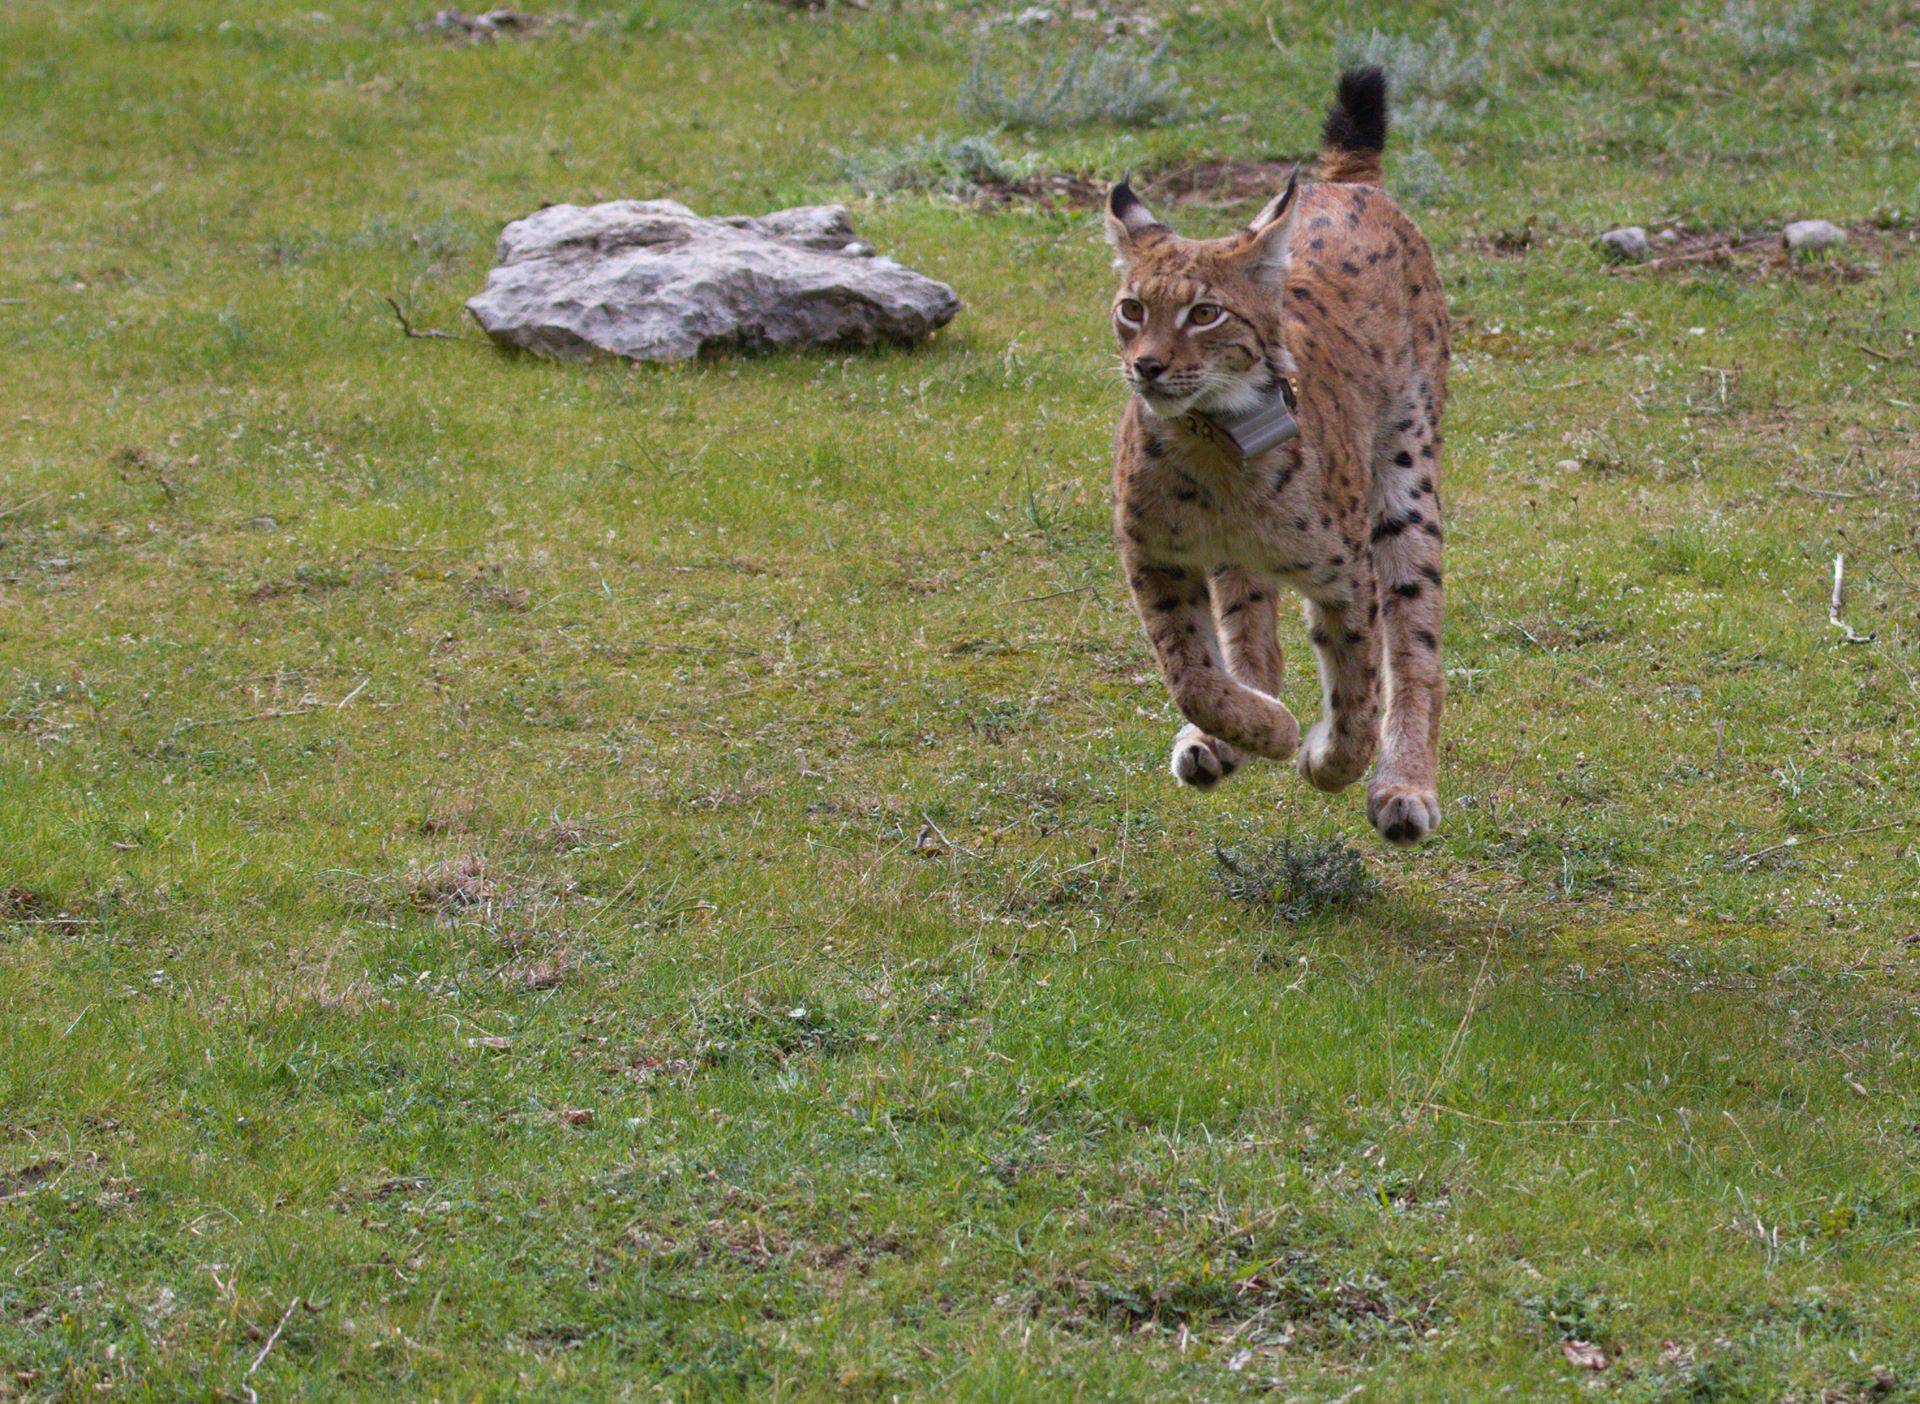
left=1394, top=417, right=1414, bottom=432
left=1420, top=443, right=1435, bottom=460
left=1414, top=628, right=1438, bottom=650
left=1309, top=627, right=1331, bottom=647
left=1418, top=563, right=1443, bottom=585
left=1418, top=475, right=1435, bottom=495
left=1393, top=450, right=1413, bottom=467
left=1393, top=581, right=1423, bottom=599
left=1370, top=510, right=1423, bottom=542
left=1419, top=520, right=1443, bottom=540
left=1339, top=260, right=1360, bottom=276
left=1343, top=630, right=1365, bottom=645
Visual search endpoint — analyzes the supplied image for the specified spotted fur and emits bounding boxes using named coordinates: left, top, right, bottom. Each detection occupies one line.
left=1105, top=65, right=1448, bottom=845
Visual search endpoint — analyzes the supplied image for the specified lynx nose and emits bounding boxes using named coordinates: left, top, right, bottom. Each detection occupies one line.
left=1131, top=356, right=1166, bottom=383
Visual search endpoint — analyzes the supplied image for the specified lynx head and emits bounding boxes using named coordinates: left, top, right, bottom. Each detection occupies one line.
left=1103, top=173, right=1299, bottom=419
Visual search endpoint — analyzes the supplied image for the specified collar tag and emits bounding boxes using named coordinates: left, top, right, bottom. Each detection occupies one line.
left=1195, top=379, right=1299, bottom=458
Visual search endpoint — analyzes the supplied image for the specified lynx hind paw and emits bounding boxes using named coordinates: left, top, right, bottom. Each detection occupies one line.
left=1368, top=784, right=1441, bottom=846
left=1171, top=725, right=1244, bottom=790
left=1296, top=720, right=1371, bottom=794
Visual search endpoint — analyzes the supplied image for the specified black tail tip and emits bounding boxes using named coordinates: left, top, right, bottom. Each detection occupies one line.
left=1324, top=64, right=1389, bottom=152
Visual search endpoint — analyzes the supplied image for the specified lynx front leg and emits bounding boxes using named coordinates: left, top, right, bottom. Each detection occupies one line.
left=1169, top=568, right=1285, bottom=788
left=1125, top=560, right=1300, bottom=764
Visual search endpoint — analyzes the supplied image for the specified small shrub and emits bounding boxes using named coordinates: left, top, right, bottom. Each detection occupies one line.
left=1713, top=0, right=1811, bottom=58
left=959, top=37, right=1190, bottom=130
left=1335, top=22, right=1491, bottom=119
left=1212, top=834, right=1378, bottom=922
left=838, top=133, right=1014, bottom=196
left=1526, top=1280, right=1615, bottom=1342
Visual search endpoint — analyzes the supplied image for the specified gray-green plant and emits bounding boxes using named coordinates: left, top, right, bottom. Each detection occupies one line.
left=959, top=36, right=1191, bottom=130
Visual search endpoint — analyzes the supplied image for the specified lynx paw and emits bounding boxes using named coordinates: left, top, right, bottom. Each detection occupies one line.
left=1296, top=720, right=1371, bottom=794
left=1368, top=784, right=1441, bottom=846
left=1170, top=725, right=1243, bottom=790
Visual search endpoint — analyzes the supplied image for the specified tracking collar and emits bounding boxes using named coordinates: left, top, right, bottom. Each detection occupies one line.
left=1180, top=377, right=1299, bottom=458
left=1167, top=376, right=1305, bottom=459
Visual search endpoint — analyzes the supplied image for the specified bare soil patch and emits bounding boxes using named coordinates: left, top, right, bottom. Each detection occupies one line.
left=976, top=156, right=1306, bottom=212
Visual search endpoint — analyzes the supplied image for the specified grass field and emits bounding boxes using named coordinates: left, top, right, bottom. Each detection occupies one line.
left=4, top=0, right=1920, bottom=1397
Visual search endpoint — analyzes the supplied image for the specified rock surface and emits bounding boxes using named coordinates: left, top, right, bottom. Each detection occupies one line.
left=466, top=201, right=961, bottom=362
left=1783, top=218, right=1846, bottom=252
left=1598, top=226, right=1651, bottom=262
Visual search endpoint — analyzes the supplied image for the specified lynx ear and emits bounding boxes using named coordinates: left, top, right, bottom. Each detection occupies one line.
left=1103, top=180, right=1165, bottom=264
left=1241, top=168, right=1300, bottom=280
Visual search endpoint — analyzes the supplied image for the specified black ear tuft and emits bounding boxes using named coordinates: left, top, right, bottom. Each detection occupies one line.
left=1108, top=179, right=1142, bottom=217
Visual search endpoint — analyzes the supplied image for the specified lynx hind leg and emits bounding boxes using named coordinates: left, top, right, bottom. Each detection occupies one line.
left=1366, top=392, right=1447, bottom=844
left=1168, top=568, right=1284, bottom=789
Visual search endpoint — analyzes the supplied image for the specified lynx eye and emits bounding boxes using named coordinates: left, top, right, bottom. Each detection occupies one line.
left=1187, top=302, right=1224, bottom=328
left=1116, top=298, right=1146, bottom=326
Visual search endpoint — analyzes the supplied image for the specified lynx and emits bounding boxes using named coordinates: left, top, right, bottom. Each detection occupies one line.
left=1106, top=66, right=1447, bottom=844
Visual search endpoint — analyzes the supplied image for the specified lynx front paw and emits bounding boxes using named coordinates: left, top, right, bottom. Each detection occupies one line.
left=1368, top=784, right=1441, bottom=846
left=1296, top=720, right=1371, bottom=794
left=1170, top=724, right=1243, bottom=790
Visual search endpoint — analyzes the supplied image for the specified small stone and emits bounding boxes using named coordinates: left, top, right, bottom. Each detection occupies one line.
left=1783, top=219, right=1847, bottom=252
left=1598, top=226, right=1651, bottom=262
left=1562, top=1340, right=1608, bottom=1371
left=559, top=1108, right=594, bottom=1127
left=1657, top=226, right=1681, bottom=243
left=1554, top=458, right=1582, bottom=473
left=1013, top=5, right=1055, bottom=27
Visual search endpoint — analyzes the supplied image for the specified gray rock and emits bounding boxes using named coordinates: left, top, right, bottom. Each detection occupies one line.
left=466, top=200, right=961, bottom=362
left=1598, top=226, right=1651, bottom=262
left=1783, top=219, right=1847, bottom=252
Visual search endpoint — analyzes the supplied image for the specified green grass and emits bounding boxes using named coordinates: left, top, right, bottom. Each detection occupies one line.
left=3, top=0, right=1918, bottom=1397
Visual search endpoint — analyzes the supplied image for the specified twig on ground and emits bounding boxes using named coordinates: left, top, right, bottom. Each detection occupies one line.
left=378, top=293, right=455, bottom=341
left=1610, top=237, right=1771, bottom=274
left=1011, top=583, right=1095, bottom=604
left=0, top=493, right=50, bottom=520
left=169, top=707, right=314, bottom=736
left=249, top=1297, right=301, bottom=1377
left=1780, top=481, right=1865, bottom=501
left=1828, top=553, right=1874, bottom=643
left=1850, top=340, right=1917, bottom=364
left=1726, top=819, right=1917, bottom=868
left=1421, top=1102, right=1639, bottom=1132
